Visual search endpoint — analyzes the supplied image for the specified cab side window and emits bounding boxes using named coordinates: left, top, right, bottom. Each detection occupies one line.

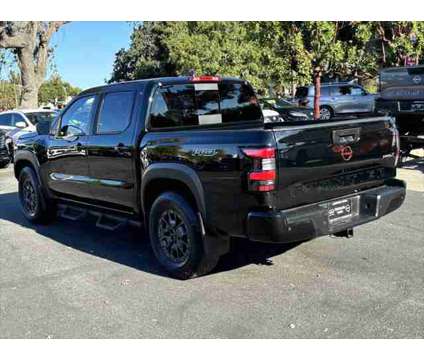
left=320, top=87, right=331, bottom=96
left=351, top=87, right=366, bottom=96
left=334, top=86, right=352, bottom=96
left=59, top=96, right=96, bottom=136
left=96, top=91, right=134, bottom=134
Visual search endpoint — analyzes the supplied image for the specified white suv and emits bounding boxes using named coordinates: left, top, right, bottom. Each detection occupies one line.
left=0, top=109, right=58, bottom=160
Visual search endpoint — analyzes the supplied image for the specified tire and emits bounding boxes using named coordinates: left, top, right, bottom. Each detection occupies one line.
left=320, top=106, right=333, bottom=120
left=148, top=192, right=218, bottom=279
left=0, top=161, right=9, bottom=169
left=18, top=166, right=56, bottom=223
left=8, top=145, right=14, bottom=164
left=5, top=139, right=14, bottom=163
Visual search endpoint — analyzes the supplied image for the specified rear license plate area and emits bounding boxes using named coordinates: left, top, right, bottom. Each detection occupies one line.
left=411, top=102, right=424, bottom=111
left=328, top=198, right=353, bottom=223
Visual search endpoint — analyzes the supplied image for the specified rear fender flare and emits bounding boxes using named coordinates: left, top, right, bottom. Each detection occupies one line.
left=141, top=163, right=206, bottom=219
left=141, top=163, right=230, bottom=257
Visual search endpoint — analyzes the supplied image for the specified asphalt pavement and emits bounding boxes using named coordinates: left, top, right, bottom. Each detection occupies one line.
left=0, top=164, right=423, bottom=338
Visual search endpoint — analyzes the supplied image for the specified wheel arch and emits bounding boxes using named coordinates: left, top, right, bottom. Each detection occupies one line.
left=141, top=163, right=206, bottom=220
left=14, top=150, right=41, bottom=182
left=320, top=104, right=334, bottom=116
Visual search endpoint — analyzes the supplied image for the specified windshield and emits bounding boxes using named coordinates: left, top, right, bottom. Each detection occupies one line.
left=25, top=112, right=57, bottom=125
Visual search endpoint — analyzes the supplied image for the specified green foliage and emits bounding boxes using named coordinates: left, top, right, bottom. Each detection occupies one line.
left=38, top=74, right=81, bottom=105
left=165, top=22, right=267, bottom=92
left=110, top=21, right=424, bottom=95
left=0, top=81, right=19, bottom=109
left=109, top=22, right=175, bottom=82
left=0, top=74, right=80, bottom=110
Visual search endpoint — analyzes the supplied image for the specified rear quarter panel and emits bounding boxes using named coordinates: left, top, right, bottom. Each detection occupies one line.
left=140, top=126, right=275, bottom=236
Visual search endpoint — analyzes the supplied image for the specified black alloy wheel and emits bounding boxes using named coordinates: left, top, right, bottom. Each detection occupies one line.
left=157, top=209, right=191, bottom=264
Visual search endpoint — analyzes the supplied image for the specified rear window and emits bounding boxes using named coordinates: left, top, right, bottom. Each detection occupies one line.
left=149, top=81, right=262, bottom=129
left=295, top=87, right=309, bottom=98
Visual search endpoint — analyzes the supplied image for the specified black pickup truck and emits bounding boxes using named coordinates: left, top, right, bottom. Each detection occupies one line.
left=376, top=65, right=424, bottom=156
left=14, top=76, right=406, bottom=279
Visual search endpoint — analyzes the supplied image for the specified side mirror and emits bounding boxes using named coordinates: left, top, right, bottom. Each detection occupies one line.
left=62, top=125, right=85, bottom=140
left=15, top=121, right=27, bottom=129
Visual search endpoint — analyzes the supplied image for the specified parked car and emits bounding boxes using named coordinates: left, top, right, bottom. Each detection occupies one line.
left=259, top=100, right=283, bottom=123
left=375, top=65, right=424, bottom=157
left=260, top=97, right=314, bottom=121
left=262, top=108, right=282, bottom=123
left=295, top=82, right=375, bottom=120
left=0, top=129, right=10, bottom=168
left=0, top=109, right=58, bottom=161
left=14, top=76, right=405, bottom=279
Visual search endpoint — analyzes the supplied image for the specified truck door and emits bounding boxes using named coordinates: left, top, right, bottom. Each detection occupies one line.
left=85, top=90, right=137, bottom=210
left=46, top=95, right=97, bottom=200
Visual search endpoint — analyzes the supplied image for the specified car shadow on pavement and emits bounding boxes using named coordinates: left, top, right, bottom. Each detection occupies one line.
left=0, top=191, right=299, bottom=279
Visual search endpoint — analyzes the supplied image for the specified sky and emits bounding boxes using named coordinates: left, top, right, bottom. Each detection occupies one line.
left=50, top=21, right=133, bottom=90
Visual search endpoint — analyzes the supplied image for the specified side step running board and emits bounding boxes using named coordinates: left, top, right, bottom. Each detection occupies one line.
left=59, top=205, right=87, bottom=221
left=57, top=204, right=142, bottom=230
left=95, top=214, right=124, bottom=231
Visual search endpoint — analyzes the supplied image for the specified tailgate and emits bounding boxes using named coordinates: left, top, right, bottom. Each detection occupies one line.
left=272, top=117, right=398, bottom=210
left=380, top=66, right=424, bottom=100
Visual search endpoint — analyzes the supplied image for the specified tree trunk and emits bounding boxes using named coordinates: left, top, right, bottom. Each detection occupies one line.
left=17, top=47, right=40, bottom=108
left=313, top=67, right=321, bottom=120
left=20, top=82, right=40, bottom=109
left=0, top=22, right=67, bottom=109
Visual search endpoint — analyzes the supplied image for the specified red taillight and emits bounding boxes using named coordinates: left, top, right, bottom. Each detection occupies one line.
left=248, top=170, right=276, bottom=181
left=257, top=184, right=275, bottom=192
left=242, top=148, right=275, bottom=159
left=242, top=147, right=277, bottom=192
left=190, top=75, right=220, bottom=82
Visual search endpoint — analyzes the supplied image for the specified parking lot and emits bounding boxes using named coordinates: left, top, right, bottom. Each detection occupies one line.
left=0, top=161, right=423, bottom=339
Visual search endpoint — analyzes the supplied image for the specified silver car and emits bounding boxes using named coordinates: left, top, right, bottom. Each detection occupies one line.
left=295, top=82, right=375, bottom=120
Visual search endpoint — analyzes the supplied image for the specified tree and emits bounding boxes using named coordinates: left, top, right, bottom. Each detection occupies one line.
left=109, top=22, right=175, bottom=83
left=39, top=74, right=81, bottom=106
left=110, top=21, right=424, bottom=102
left=164, top=22, right=267, bottom=91
left=0, top=21, right=67, bottom=108
left=110, top=22, right=274, bottom=93
left=300, top=22, right=344, bottom=119
left=241, top=22, right=310, bottom=95
left=0, top=81, right=18, bottom=109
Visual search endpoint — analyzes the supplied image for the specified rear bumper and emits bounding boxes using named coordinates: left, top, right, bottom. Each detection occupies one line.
left=247, top=179, right=406, bottom=243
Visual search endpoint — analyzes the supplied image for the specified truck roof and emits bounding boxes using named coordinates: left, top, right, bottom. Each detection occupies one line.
left=79, top=76, right=244, bottom=96
left=380, top=65, right=424, bottom=73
